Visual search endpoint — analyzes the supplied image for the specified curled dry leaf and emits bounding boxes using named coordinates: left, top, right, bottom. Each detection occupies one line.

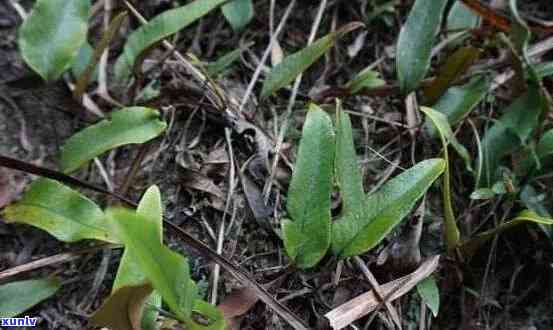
left=180, top=168, right=225, bottom=199
left=325, top=255, right=440, bottom=330
left=90, top=284, right=154, bottom=330
left=218, top=286, right=259, bottom=330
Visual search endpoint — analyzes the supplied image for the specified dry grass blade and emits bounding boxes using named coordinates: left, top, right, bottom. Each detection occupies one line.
left=325, top=256, right=440, bottom=330
left=73, top=11, right=127, bottom=100
left=353, top=256, right=402, bottom=329
left=0, top=244, right=113, bottom=282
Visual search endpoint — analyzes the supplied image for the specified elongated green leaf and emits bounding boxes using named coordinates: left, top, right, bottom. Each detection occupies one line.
left=520, top=184, right=552, bottom=238
left=460, top=210, right=553, bottom=259
left=518, top=129, right=553, bottom=175
left=114, top=0, right=227, bottom=80
left=2, top=178, right=116, bottom=243
left=396, top=0, right=448, bottom=93
left=421, top=107, right=461, bottom=250
left=60, top=107, right=166, bottom=173
left=283, top=104, right=334, bottom=268
left=191, top=300, right=226, bottom=330
left=427, top=76, right=489, bottom=133
left=110, top=186, right=163, bottom=330
left=421, top=107, right=472, bottom=172
left=345, top=67, right=385, bottom=94
left=423, top=46, right=481, bottom=105
left=71, top=42, right=97, bottom=80
left=535, top=130, right=553, bottom=166
left=332, top=159, right=445, bottom=258
left=536, top=61, right=553, bottom=79
left=107, top=208, right=222, bottom=328
left=416, top=276, right=440, bottom=317
left=18, top=0, right=90, bottom=81
left=206, top=45, right=250, bottom=76
left=335, top=104, right=364, bottom=216
left=447, top=0, right=480, bottom=32
left=222, top=0, right=254, bottom=31
left=261, top=24, right=361, bottom=98
left=0, top=278, right=61, bottom=318
left=479, top=87, right=546, bottom=187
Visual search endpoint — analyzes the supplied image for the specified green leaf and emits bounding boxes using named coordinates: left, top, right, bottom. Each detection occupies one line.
left=335, top=103, right=364, bottom=216
left=331, top=107, right=445, bottom=258
left=332, top=158, right=445, bottom=257
left=478, top=87, right=546, bottom=187
left=520, top=185, right=552, bottom=239
left=18, top=0, right=90, bottom=81
left=422, top=46, right=482, bottom=105
left=191, top=300, right=226, bottom=330
left=416, top=276, right=440, bottom=317
left=535, top=61, right=553, bottom=79
left=2, top=178, right=116, bottom=243
left=261, top=23, right=361, bottom=98
left=206, top=46, right=248, bottom=76
left=111, top=186, right=163, bottom=330
left=107, top=208, right=223, bottom=328
left=114, top=0, right=227, bottom=80
left=222, top=0, right=254, bottom=31
left=396, top=0, right=448, bottom=93
left=447, top=0, right=480, bottom=32
left=421, top=106, right=472, bottom=172
left=427, top=76, right=489, bottom=132
left=460, top=210, right=553, bottom=259
left=518, top=129, right=553, bottom=174
left=420, top=106, right=461, bottom=250
left=470, top=188, right=496, bottom=200
left=283, top=104, right=335, bottom=268
left=0, top=278, right=61, bottom=318
left=71, top=42, right=97, bottom=80
left=535, top=130, right=553, bottom=166
left=345, top=67, right=385, bottom=94
left=60, top=107, right=167, bottom=173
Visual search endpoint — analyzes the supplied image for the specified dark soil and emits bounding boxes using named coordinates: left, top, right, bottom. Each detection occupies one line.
left=1, top=0, right=553, bottom=329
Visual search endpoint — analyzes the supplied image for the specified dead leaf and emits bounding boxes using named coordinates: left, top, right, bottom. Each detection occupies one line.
left=90, top=283, right=153, bottom=330
left=180, top=169, right=225, bottom=199
left=423, top=46, right=482, bottom=105
left=325, top=256, right=440, bottom=330
left=405, top=92, right=419, bottom=137
left=271, top=41, right=284, bottom=66
left=239, top=169, right=272, bottom=221
left=347, top=31, right=367, bottom=59
left=218, top=286, right=259, bottom=330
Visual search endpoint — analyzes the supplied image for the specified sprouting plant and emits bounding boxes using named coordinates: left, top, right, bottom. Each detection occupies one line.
left=282, top=102, right=445, bottom=267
